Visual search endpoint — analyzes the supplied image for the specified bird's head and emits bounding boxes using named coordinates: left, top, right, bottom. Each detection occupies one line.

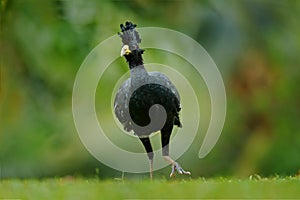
left=120, top=45, right=131, bottom=57
left=118, top=21, right=141, bottom=50
left=118, top=21, right=145, bottom=68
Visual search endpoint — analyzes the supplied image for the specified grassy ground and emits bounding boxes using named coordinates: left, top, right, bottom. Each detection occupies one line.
left=1, top=176, right=300, bottom=199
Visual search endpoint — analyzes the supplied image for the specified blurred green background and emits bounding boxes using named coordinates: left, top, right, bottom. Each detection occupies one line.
left=1, top=0, right=300, bottom=179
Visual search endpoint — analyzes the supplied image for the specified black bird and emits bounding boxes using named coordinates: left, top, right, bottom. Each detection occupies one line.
left=114, top=21, right=191, bottom=178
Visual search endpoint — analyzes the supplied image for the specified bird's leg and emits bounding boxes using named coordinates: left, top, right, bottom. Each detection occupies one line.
left=139, top=137, right=154, bottom=179
left=149, top=158, right=153, bottom=179
left=162, top=150, right=191, bottom=177
left=161, top=125, right=191, bottom=177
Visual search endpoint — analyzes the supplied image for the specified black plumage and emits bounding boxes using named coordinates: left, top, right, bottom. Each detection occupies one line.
left=114, top=21, right=190, bottom=178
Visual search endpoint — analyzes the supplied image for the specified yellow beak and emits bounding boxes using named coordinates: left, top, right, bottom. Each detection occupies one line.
left=121, top=45, right=131, bottom=56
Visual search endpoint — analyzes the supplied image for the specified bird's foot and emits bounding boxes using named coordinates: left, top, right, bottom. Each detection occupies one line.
left=170, top=162, right=191, bottom=177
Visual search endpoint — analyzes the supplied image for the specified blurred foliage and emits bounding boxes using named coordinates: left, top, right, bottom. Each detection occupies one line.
left=1, top=178, right=300, bottom=199
left=1, top=0, right=300, bottom=178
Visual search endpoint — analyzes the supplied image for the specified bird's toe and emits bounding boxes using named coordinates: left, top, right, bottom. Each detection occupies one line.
left=170, top=164, right=176, bottom=177
left=170, top=162, right=191, bottom=177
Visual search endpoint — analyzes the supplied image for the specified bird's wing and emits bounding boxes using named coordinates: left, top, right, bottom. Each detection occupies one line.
left=114, top=78, right=132, bottom=132
left=149, top=71, right=182, bottom=127
left=148, top=71, right=181, bottom=101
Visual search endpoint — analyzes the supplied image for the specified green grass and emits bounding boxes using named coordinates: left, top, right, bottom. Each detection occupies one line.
left=1, top=177, right=300, bottom=199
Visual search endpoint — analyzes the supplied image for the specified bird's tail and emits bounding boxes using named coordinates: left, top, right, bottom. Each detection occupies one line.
left=174, top=115, right=182, bottom=128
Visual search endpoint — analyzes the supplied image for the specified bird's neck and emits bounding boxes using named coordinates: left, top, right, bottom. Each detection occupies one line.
left=124, top=49, right=148, bottom=86
left=127, top=54, right=144, bottom=69
left=130, top=65, right=149, bottom=87
left=130, top=64, right=148, bottom=78
left=124, top=49, right=144, bottom=69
